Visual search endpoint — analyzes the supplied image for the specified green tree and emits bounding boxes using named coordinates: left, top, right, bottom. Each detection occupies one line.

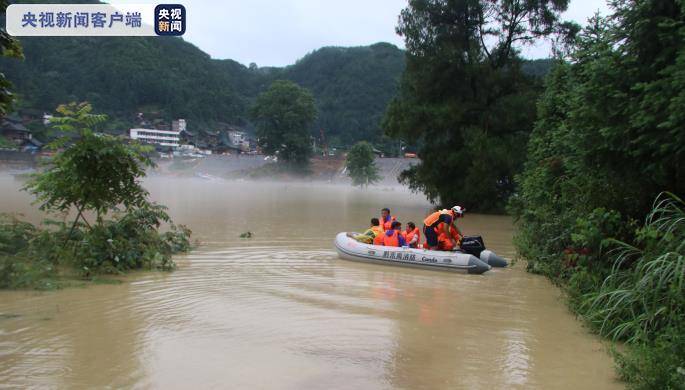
left=346, top=141, right=381, bottom=187
left=512, top=1, right=685, bottom=387
left=0, top=0, right=23, bottom=118
left=25, top=103, right=154, bottom=237
left=250, top=80, right=316, bottom=166
left=383, top=0, right=571, bottom=212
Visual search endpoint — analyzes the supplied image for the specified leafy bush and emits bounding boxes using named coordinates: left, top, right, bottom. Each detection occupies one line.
left=0, top=214, right=56, bottom=289
left=73, top=204, right=191, bottom=275
left=558, top=193, right=684, bottom=389
left=2, top=104, right=192, bottom=288
left=614, top=326, right=685, bottom=390
left=0, top=214, right=35, bottom=254
left=0, top=207, right=192, bottom=287
left=582, top=193, right=685, bottom=343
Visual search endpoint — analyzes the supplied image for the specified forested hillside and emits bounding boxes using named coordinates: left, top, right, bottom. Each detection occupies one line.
left=278, top=43, right=406, bottom=146
left=1, top=35, right=406, bottom=146
left=1, top=33, right=550, bottom=148
left=1, top=36, right=258, bottom=130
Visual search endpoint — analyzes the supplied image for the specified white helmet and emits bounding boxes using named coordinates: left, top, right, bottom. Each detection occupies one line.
left=451, top=205, right=465, bottom=216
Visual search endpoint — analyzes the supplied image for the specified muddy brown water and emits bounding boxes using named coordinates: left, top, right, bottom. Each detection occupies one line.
left=0, top=174, right=622, bottom=389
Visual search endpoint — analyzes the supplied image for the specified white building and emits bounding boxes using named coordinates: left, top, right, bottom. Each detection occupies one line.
left=42, top=113, right=53, bottom=125
left=172, top=119, right=186, bottom=132
left=228, top=130, right=250, bottom=152
left=129, top=128, right=180, bottom=148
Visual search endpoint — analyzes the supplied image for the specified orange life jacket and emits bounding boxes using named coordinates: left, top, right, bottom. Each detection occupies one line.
left=435, top=222, right=462, bottom=242
left=381, top=215, right=397, bottom=231
left=371, top=226, right=384, bottom=237
left=403, top=227, right=420, bottom=248
left=423, top=209, right=453, bottom=227
left=437, top=237, right=456, bottom=251
left=382, top=230, right=401, bottom=247
left=373, top=233, right=384, bottom=246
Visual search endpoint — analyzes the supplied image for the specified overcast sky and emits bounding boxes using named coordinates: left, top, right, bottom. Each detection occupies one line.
left=113, top=0, right=611, bottom=67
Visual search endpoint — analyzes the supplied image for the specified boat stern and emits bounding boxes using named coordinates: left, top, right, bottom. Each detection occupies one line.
left=480, top=249, right=508, bottom=268
left=467, top=255, right=492, bottom=274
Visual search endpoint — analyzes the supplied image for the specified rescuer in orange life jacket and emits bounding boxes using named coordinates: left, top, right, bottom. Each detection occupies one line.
left=435, top=219, right=462, bottom=251
left=401, top=221, right=421, bottom=248
left=422, top=206, right=465, bottom=250
left=380, top=208, right=397, bottom=231
left=374, top=221, right=407, bottom=247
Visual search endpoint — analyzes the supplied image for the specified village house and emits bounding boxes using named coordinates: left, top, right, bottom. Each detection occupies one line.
left=0, top=115, right=32, bottom=147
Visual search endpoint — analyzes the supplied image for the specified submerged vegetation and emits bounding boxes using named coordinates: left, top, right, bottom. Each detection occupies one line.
left=345, top=141, right=381, bottom=187
left=0, top=103, right=191, bottom=289
left=250, top=80, right=317, bottom=167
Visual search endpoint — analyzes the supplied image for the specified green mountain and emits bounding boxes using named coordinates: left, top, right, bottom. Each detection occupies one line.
left=2, top=37, right=257, bottom=128
left=1, top=36, right=405, bottom=146
left=1, top=34, right=549, bottom=147
left=276, top=42, right=406, bottom=146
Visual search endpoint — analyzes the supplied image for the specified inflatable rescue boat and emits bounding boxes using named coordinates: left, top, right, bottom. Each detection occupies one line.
left=334, top=232, right=506, bottom=274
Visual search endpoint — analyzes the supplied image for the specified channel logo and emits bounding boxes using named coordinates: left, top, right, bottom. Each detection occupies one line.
left=6, top=3, right=186, bottom=37
left=154, top=4, right=185, bottom=36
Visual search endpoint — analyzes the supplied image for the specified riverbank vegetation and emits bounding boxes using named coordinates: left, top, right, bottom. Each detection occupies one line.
left=511, top=1, right=685, bottom=388
left=0, top=103, right=191, bottom=289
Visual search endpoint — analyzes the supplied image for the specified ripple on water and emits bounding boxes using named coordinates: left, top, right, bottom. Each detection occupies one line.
left=0, top=244, right=621, bottom=390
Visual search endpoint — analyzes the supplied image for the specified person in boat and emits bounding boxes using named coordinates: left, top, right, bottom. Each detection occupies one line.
left=422, top=206, right=465, bottom=250
left=380, top=208, right=397, bottom=231
left=352, top=218, right=384, bottom=244
left=374, top=221, right=407, bottom=247
left=436, top=219, right=463, bottom=251
left=402, top=221, right=421, bottom=248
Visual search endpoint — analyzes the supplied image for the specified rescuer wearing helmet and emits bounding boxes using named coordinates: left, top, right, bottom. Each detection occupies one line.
left=422, top=206, right=465, bottom=250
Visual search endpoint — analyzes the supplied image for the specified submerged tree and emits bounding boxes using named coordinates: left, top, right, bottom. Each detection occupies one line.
left=25, top=102, right=154, bottom=237
left=250, top=80, right=316, bottom=167
left=15, top=103, right=191, bottom=277
left=346, top=141, right=381, bottom=187
left=383, top=0, right=572, bottom=212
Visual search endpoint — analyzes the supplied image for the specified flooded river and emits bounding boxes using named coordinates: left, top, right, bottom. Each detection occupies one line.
left=0, top=174, right=621, bottom=389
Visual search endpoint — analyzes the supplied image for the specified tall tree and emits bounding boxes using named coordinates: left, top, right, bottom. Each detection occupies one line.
left=383, top=0, right=570, bottom=212
left=0, top=0, right=23, bottom=118
left=250, top=80, right=316, bottom=166
left=26, top=103, right=153, bottom=236
left=346, top=141, right=381, bottom=187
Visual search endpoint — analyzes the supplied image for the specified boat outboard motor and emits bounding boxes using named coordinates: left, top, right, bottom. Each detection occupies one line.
left=460, top=236, right=508, bottom=267
left=460, top=236, right=486, bottom=257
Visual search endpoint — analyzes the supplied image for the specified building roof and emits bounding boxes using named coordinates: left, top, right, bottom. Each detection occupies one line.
left=1, top=119, right=30, bottom=133
left=23, top=138, right=44, bottom=148
left=4, top=113, right=22, bottom=123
